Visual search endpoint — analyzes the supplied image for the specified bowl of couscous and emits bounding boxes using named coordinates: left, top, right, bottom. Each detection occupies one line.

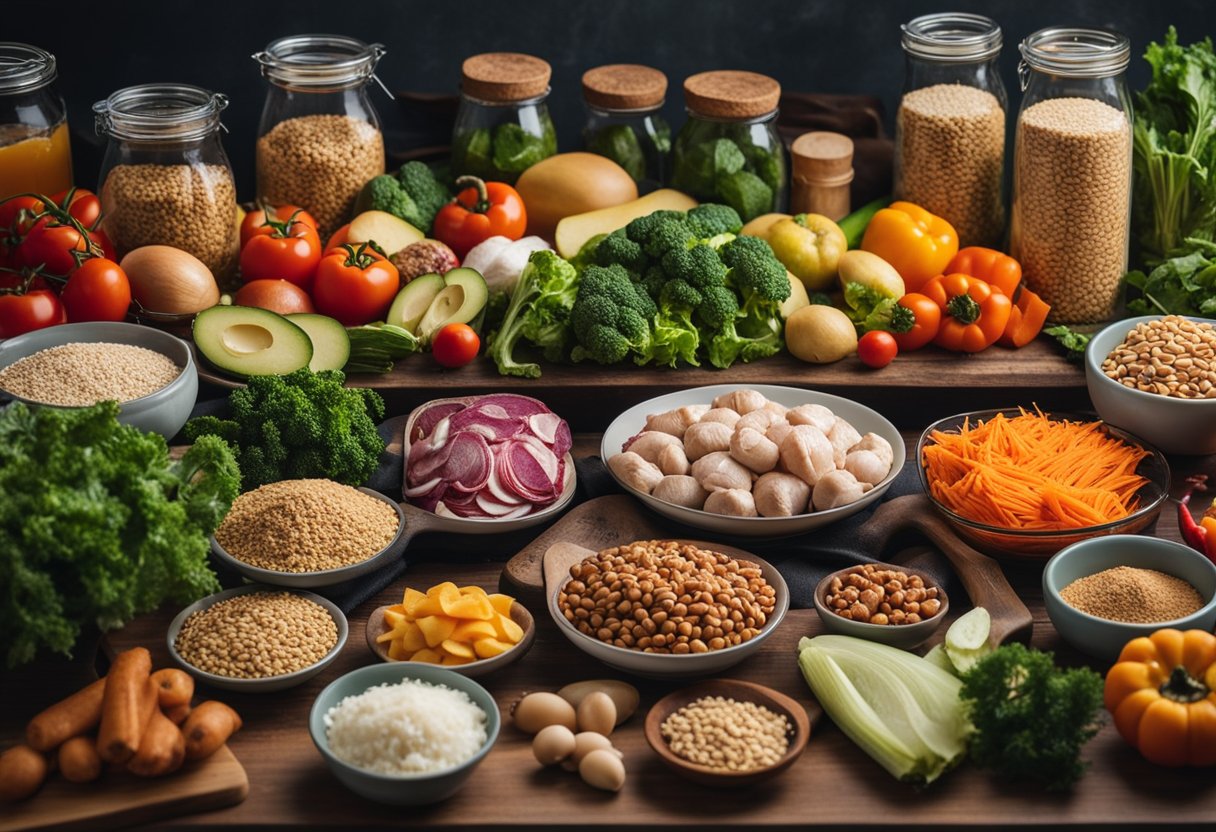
left=0, top=321, right=197, bottom=439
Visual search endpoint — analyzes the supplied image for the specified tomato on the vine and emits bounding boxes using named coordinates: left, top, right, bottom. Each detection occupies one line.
left=240, top=204, right=319, bottom=249
left=858, top=330, right=898, bottom=369
left=0, top=289, right=65, bottom=337
left=17, top=216, right=110, bottom=277
left=49, top=188, right=103, bottom=230
left=61, top=258, right=131, bottom=323
left=311, top=243, right=399, bottom=326
left=239, top=211, right=322, bottom=290
left=0, top=195, right=44, bottom=233
left=431, top=323, right=480, bottom=368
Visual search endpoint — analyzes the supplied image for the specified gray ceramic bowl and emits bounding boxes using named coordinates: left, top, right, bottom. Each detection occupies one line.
left=309, top=663, right=500, bottom=805
left=0, top=321, right=198, bottom=439
left=210, top=488, right=407, bottom=589
left=1086, top=315, right=1216, bottom=455
left=166, top=584, right=348, bottom=693
left=1043, top=535, right=1216, bottom=663
left=813, top=564, right=949, bottom=649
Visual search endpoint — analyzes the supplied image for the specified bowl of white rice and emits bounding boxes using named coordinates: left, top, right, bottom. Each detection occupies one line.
left=308, top=663, right=500, bottom=805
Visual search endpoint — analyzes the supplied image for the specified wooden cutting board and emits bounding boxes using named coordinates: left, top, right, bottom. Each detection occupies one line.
left=0, top=746, right=247, bottom=832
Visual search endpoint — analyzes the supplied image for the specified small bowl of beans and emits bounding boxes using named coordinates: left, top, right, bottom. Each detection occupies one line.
left=1087, top=314, right=1216, bottom=455
left=813, top=563, right=948, bottom=650
left=1043, top=534, right=1216, bottom=662
left=167, top=584, right=349, bottom=693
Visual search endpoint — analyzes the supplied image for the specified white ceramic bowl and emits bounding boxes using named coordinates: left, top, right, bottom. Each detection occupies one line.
left=601, top=384, right=905, bottom=537
left=1086, top=315, right=1216, bottom=455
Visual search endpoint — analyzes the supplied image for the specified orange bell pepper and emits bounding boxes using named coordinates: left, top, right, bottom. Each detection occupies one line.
left=946, top=247, right=1022, bottom=298
left=1105, top=629, right=1216, bottom=767
left=922, top=273, right=1011, bottom=353
left=860, top=201, right=959, bottom=292
left=998, top=287, right=1051, bottom=348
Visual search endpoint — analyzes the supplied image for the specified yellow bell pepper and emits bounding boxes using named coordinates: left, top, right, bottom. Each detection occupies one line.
left=859, top=201, right=959, bottom=292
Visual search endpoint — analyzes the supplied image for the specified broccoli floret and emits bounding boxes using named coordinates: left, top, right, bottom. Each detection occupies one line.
left=697, top=284, right=740, bottom=331
left=660, top=279, right=703, bottom=310
left=395, top=162, right=450, bottom=229
left=717, top=170, right=774, bottom=223
left=594, top=230, right=647, bottom=274
left=353, top=162, right=450, bottom=234
left=571, top=264, right=656, bottom=364
left=640, top=264, right=668, bottom=300
left=721, top=235, right=791, bottom=304
left=712, top=235, right=791, bottom=365
left=686, top=203, right=743, bottom=238
left=625, top=211, right=697, bottom=258
left=486, top=250, right=580, bottom=378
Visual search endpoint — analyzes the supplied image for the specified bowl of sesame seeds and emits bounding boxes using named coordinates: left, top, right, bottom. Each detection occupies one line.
left=0, top=321, right=197, bottom=439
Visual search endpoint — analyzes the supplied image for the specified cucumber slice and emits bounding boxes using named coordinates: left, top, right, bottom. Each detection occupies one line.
left=944, top=607, right=991, bottom=652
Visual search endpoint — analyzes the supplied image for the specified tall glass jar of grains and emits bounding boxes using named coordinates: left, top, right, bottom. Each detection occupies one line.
left=581, top=64, right=670, bottom=193
left=0, top=43, right=72, bottom=200
left=94, top=84, right=238, bottom=280
left=1011, top=28, right=1132, bottom=324
left=671, top=70, right=785, bottom=222
left=895, top=13, right=1007, bottom=248
left=452, top=52, right=556, bottom=185
left=253, top=35, right=387, bottom=238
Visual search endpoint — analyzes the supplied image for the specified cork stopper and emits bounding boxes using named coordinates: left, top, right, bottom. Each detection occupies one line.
left=791, top=132, right=855, bottom=186
left=683, top=70, right=781, bottom=119
left=461, top=52, right=552, bottom=102
left=582, top=64, right=667, bottom=111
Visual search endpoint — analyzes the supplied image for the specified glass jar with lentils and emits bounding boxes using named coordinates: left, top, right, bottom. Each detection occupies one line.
left=93, top=84, right=239, bottom=280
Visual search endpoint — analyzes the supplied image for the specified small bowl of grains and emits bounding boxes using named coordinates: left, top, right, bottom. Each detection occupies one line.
left=813, top=563, right=948, bottom=650
left=1087, top=314, right=1216, bottom=455
left=644, top=679, right=810, bottom=787
left=167, top=584, right=348, bottom=692
left=211, top=479, right=406, bottom=588
left=0, top=321, right=197, bottom=438
left=1043, top=534, right=1216, bottom=662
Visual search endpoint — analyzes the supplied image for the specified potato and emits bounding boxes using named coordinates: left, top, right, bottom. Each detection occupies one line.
left=785, top=305, right=858, bottom=363
left=517, top=153, right=638, bottom=241
left=780, top=270, right=811, bottom=319
left=837, top=249, right=905, bottom=299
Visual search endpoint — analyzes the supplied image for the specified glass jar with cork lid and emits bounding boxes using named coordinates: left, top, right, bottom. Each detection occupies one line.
left=581, top=64, right=670, bottom=193
left=0, top=43, right=72, bottom=200
left=252, top=35, right=387, bottom=238
left=1010, top=27, right=1133, bottom=324
left=452, top=52, right=556, bottom=185
left=671, top=70, right=785, bottom=221
left=895, top=12, right=1007, bottom=248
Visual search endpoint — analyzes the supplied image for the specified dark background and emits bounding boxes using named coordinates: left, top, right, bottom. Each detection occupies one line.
left=8, top=0, right=1212, bottom=199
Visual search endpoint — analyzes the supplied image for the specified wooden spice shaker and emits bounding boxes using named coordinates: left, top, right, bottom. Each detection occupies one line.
left=790, top=132, right=854, bottom=221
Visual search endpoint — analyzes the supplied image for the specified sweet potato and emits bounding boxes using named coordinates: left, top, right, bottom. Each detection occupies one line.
left=0, top=745, right=48, bottom=802
left=182, top=701, right=242, bottom=761
left=97, top=648, right=154, bottom=764
left=164, top=703, right=192, bottom=725
left=25, top=678, right=106, bottom=753
left=151, top=668, right=194, bottom=710
left=58, top=735, right=103, bottom=784
left=128, top=708, right=185, bottom=778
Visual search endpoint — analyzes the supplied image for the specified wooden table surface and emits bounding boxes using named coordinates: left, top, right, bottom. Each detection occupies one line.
left=6, top=430, right=1215, bottom=831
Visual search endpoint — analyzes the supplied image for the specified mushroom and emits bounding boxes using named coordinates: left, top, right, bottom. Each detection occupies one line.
left=778, top=425, right=836, bottom=486
left=787, top=404, right=836, bottom=433
left=827, top=419, right=863, bottom=468
left=844, top=449, right=890, bottom=486
left=700, top=407, right=742, bottom=429
left=608, top=452, right=664, bottom=494
left=766, top=422, right=794, bottom=447
left=623, top=431, right=683, bottom=464
left=656, top=443, right=691, bottom=476
left=711, top=389, right=768, bottom=415
left=812, top=469, right=872, bottom=511
left=851, top=432, right=895, bottom=469
left=652, top=475, right=709, bottom=509
left=644, top=405, right=709, bottom=438
left=729, top=426, right=780, bottom=473
left=736, top=408, right=784, bottom=434
left=683, top=421, right=733, bottom=461
left=690, top=451, right=753, bottom=492
left=753, top=472, right=812, bottom=517
left=703, top=488, right=758, bottom=517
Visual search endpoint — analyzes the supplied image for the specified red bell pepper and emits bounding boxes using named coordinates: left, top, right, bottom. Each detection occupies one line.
left=432, top=176, right=526, bottom=260
left=1178, top=474, right=1216, bottom=565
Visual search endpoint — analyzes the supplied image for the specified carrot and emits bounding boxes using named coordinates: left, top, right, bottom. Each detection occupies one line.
left=182, top=701, right=242, bottom=761
left=150, top=668, right=194, bottom=710
left=127, top=708, right=186, bottom=778
left=25, top=677, right=106, bottom=752
left=0, top=745, right=49, bottom=802
left=164, top=703, right=192, bottom=725
left=923, top=409, right=1149, bottom=531
left=58, top=735, right=103, bottom=784
left=998, top=287, right=1051, bottom=348
left=96, top=647, right=154, bottom=764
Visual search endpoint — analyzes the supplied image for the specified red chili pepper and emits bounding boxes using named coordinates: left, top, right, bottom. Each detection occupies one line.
left=432, top=176, right=526, bottom=260
left=1178, top=475, right=1216, bottom=565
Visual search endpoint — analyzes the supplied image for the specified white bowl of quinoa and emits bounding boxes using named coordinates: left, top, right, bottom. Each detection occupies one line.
left=0, top=321, right=197, bottom=439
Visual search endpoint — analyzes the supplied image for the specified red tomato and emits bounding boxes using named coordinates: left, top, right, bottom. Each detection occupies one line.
left=311, top=244, right=399, bottom=326
left=234, top=279, right=316, bottom=315
left=239, top=219, right=322, bottom=290
left=0, top=195, right=44, bottom=233
left=858, top=330, right=898, bottom=369
left=61, top=258, right=132, bottom=323
left=240, top=204, right=319, bottom=248
left=17, top=216, right=109, bottom=277
left=0, top=289, right=65, bottom=337
left=325, top=223, right=350, bottom=252
left=431, top=323, right=480, bottom=368
left=323, top=239, right=388, bottom=261
left=50, top=188, right=103, bottom=230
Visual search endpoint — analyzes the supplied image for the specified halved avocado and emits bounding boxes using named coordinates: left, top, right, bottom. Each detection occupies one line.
left=286, top=313, right=351, bottom=372
left=386, top=273, right=445, bottom=334
left=193, top=306, right=312, bottom=378
left=416, top=268, right=489, bottom=341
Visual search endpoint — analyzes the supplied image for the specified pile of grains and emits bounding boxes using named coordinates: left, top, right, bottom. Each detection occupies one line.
left=324, top=678, right=488, bottom=775
left=0, top=342, right=180, bottom=406
left=1060, top=566, right=1204, bottom=623
left=1101, top=315, right=1216, bottom=399
left=823, top=563, right=942, bottom=625
left=896, top=84, right=1006, bottom=247
left=174, top=591, right=338, bottom=678
left=1012, top=96, right=1131, bottom=323
left=660, top=695, right=790, bottom=772
left=557, top=540, right=777, bottom=654
left=101, top=163, right=239, bottom=277
left=256, top=114, right=384, bottom=237
left=215, top=479, right=399, bottom=573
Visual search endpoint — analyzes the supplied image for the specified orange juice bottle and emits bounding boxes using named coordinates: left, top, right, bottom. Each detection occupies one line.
left=0, top=43, right=73, bottom=201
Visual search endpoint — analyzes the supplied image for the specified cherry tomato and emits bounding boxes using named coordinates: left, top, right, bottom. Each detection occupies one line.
left=0, top=289, right=65, bottom=337
left=857, top=330, right=898, bottom=369
left=311, top=244, right=399, bottom=326
left=49, top=188, right=103, bottom=230
left=17, top=216, right=108, bottom=277
left=234, top=279, right=315, bottom=315
left=890, top=292, right=943, bottom=352
left=239, top=216, right=322, bottom=290
left=431, top=323, right=481, bottom=368
left=60, top=258, right=132, bottom=323
left=240, top=204, right=319, bottom=249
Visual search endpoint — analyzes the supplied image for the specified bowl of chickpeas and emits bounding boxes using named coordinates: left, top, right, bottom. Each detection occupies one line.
left=812, top=563, right=948, bottom=649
